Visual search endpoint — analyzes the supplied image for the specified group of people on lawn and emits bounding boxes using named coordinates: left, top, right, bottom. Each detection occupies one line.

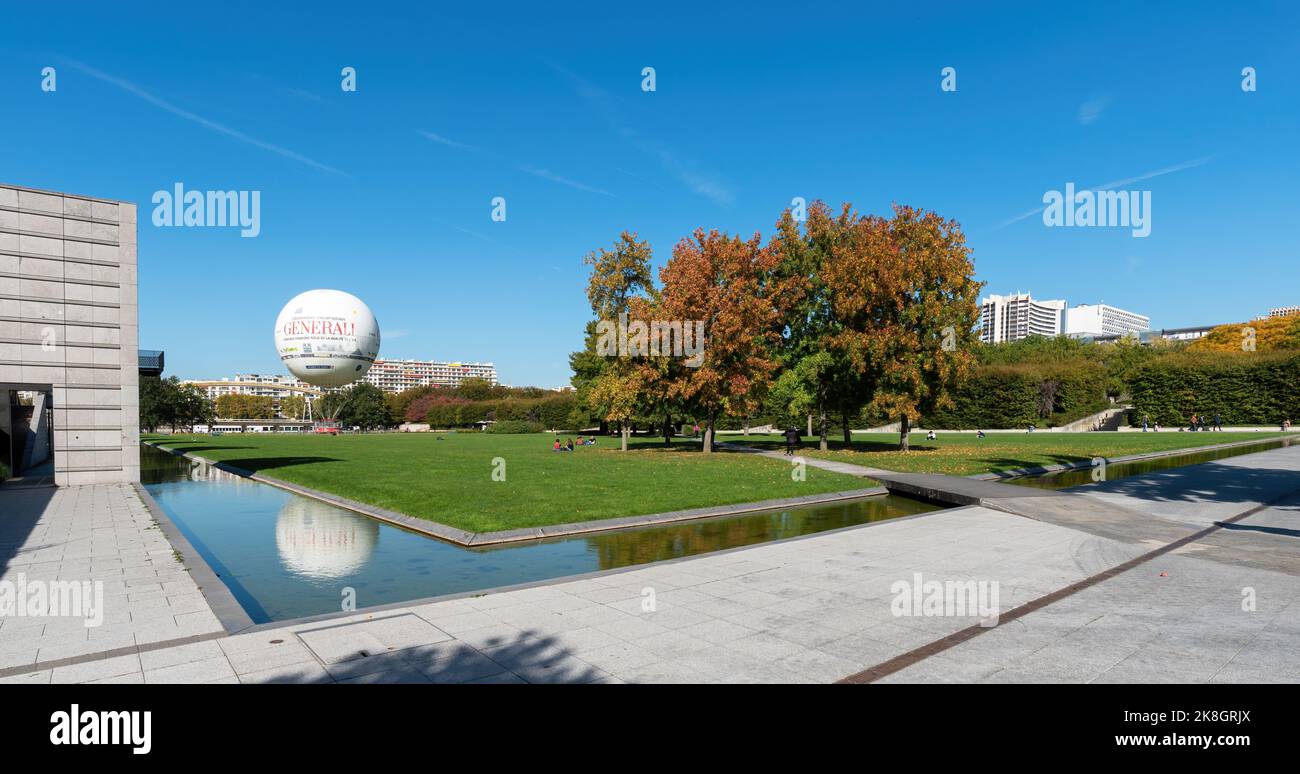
left=552, top=436, right=598, bottom=452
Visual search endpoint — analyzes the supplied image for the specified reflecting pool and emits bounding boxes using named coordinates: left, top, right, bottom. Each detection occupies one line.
left=142, top=444, right=939, bottom=623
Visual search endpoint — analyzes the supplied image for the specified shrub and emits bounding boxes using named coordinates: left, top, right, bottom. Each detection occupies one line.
left=1128, top=351, right=1300, bottom=426
left=924, top=360, right=1107, bottom=428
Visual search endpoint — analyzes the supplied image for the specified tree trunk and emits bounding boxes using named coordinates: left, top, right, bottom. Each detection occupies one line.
left=662, top=415, right=673, bottom=445
left=899, top=415, right=911, bottom=452
left=743, top=417, right=749, bottom=436
left=818, top=401, right=828, bottom=451
left=620, top=421, right=629, bottom=451
left=703, top=412, right=716, bottom=453
left=807, top=414, right=813, bottom=437
left=842, top=411, right=852, bottom=446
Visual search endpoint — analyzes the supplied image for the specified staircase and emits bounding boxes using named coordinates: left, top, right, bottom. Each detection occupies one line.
left=1055, top=405, right=1128, bottom=432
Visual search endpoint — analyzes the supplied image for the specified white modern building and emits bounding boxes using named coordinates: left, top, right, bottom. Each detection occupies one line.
left=1267, top=306, right=1300, bottom=319
left=1063, top=303, right=1150, bottom=339
left=184, top=373, right=325, bottom=419
left=1, top=184, right=140, bottom=485
left=362, top=359, right=497, bottom=393
left=979, top=293, right=1066, bottom=343
left=187, top=359, right=499, bottom=414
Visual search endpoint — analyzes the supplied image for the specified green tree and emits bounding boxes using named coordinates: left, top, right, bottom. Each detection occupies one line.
left=325, top=383, right=390, bottom=430
left=576, top=232, right=657, bottom=450
left=454, top=378, right=494, bottom=402
left=140, top=376, right=212, bottom=431
left=769, top=202, right=867, bottom=449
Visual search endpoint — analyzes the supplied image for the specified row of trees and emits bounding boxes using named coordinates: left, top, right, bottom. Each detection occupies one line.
left=571, top=202, right=983, bottom=451
left=215, top=394, right=275, bottom=419
left=140, top=376, right=213, bottom=433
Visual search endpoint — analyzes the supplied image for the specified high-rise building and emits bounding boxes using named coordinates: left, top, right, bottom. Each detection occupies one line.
left=362, top=359, right=497, bottom=393
left=1268, top=306, right=1300, bottom=319
left=1063, top=303, right=1150, bottom=339
left=979, top=293, right=1066, bottom=343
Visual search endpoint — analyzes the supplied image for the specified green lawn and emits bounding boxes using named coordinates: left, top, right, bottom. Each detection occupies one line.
left=144, top=432, right=869, bottom=533
left=727, top=431, right=1289, bottom=476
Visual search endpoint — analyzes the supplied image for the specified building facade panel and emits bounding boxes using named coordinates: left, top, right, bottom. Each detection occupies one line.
left=0, top=183, right=139, bottom=485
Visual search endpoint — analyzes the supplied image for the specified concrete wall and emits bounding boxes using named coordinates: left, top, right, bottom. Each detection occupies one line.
left=0, top=184, right=139, bottom=485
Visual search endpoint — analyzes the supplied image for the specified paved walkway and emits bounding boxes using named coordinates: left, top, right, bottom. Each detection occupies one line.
left=0, top=484, right=224, bottom=675
left=2, top=445, right=1297, bottom=684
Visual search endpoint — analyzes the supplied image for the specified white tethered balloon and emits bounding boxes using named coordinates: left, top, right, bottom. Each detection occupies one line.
left=274, top=289, right=381, bottom=388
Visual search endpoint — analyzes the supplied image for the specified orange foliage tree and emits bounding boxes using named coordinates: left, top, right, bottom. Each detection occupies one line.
left=824, top=205, right=982, bottom=450
left=659, top=229, right=791, bottom=452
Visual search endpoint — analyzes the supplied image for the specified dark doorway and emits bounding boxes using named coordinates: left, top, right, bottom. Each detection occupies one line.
left=2, top=388, right=55, bottom=488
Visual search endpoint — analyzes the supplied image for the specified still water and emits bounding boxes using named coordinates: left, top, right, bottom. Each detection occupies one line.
left=141, top=444, right=939, bottom=623
left=1005, top=436, right=1294, bottom=490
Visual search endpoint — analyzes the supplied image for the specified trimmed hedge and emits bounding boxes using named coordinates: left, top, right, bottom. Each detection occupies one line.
left=924, top=361, right=1108, bottom=429
left=424, top=393, right=579, bottom=430
left=1128, top=351, right=1300, bottom=426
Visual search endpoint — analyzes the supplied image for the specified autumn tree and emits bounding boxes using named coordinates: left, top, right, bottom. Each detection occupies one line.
left=1189, top=315, right=1300, bottom=354
left=573, top=232, right=657, bottom=450
left=824, top=205, right=982, bottom=451
left=659, top=229, right=787, bottom=453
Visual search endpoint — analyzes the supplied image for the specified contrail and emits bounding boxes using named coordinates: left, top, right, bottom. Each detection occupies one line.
left=65, top=58, right=345, bottom=176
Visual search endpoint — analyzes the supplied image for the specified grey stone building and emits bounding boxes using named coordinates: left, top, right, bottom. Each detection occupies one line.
left=0, top=183, right=139, bottom=485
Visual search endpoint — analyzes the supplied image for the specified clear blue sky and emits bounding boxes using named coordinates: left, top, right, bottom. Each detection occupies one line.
left=3, top=1, right=1297, bottom=387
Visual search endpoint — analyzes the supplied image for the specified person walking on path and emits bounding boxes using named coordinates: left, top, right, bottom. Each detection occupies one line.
left=1142, top=414, right=1149, bottom=432
left=1213, top=413, right=1222, bottom=431
left=783, top=426, right=801, bottom=456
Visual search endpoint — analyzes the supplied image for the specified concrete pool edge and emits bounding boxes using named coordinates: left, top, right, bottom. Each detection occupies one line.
left=131, top=482, right=257, bottom=634
left=142, top=440, right=891, bottom=547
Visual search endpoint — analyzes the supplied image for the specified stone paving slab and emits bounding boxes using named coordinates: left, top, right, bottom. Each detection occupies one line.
left=881, top=546, right=1300, bottom=684
left=0, top=483, right=225, bottom=673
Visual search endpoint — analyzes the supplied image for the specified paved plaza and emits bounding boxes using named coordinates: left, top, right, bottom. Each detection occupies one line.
left=1, top=445, right=1297, bottom=684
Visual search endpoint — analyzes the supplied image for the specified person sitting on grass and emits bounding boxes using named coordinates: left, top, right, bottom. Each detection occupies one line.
left=588, top=435, right=597, bottom=445
left=553, top=439, right=562, bottom=451
left=926, top=430, right=937, bottom=441
left=977, top=430, right=986, bottom=439
left=566, top=439, right=575, bottom=452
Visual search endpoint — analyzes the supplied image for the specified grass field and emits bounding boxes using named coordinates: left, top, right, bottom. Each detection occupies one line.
left=144, top=433, right=869, bottom=533
left=730, top=431, right=1289, bottom=476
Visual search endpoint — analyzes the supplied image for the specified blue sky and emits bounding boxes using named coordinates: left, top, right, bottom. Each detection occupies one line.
left=3, top=1, right=1297, bottom=387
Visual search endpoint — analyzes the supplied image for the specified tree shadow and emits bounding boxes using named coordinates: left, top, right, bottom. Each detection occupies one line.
left=218, top=456, right=344, bottom=472
left=1215, top=522, right=1300, bottom=539
left=1085, top=461, right=1300, bottom=506
left=981, top=454, right=1088, bottom=475
left=302, top=628, right=607, bottom=684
